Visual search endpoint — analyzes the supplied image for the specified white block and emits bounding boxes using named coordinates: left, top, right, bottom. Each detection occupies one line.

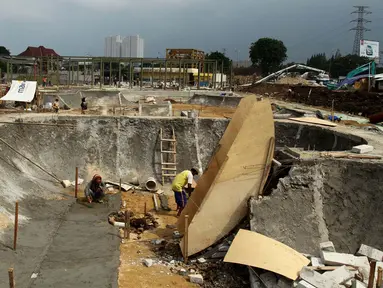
left=299, top=267, right=338, bottom=287
left=324, top=266, right=355, bottom=285
left=310, top=257, right=324, bottom=267
left=357, top=244, right=383, bottom=261
left=189, top=274, right=204, bottom=285
left=321, top=252, right=369, bottom=281
left=351, top=144, right=374, bottom=154
left=320, top=241, right=336, bottom=252
left=197, top=257, right=206, bottom=264
left=61, top=180, right=71, bottom=188
left=296, top=280, right=316, bottom=288
left=143, top=259, right=153, bottom=267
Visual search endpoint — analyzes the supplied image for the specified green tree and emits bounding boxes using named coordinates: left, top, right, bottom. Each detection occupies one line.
left=249, top=38, right=287, bottom=76
left=205, top=51, right=232, bottom=74
left=0, top=46, right=10, bottom=75
left=306, top=53, right=328, bottom=71
left=329, top=54, right=370, bottom=78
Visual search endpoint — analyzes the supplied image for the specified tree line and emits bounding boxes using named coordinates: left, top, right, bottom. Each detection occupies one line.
left=1, top=43, right=379, bottom=78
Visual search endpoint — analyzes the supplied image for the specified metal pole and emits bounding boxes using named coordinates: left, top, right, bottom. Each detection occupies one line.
left=77, top=61, right=80, bottom=86
left=109, top=61, right=112, bottom=86
left=100, top=59, right=103, bottom=89
left=68, top=58, right=71, bottom=87
left=13, top=202, right=18, bottom=251
left=221, top=60, right=224, bottom=89
left=151, top=61, right=154, bottom=87
left=207, top=62, right=211, bottom=88
left=56, top=56, right=60, bottom=87
left=230, top=61, right=234, bottom=91
left=91, top=59, right=94, bottom=87
left=178, top=59, right=182, bottom=89
left=140, top=58, right=144, bottom=90
left=75, top=167, right=78, bottom=199
left=129, top=60, right=133, bottom=88
left=10, top=60, right=13, bottom=82
left=6, top=62, right=10, bottom=83
left=214, top=61, right=218, bottom=89
left=118, top=59, right=121, bottom=87
left=184, top=215, right=189, bottom=264
left=164, top=60, right=167, bottom=90
left=197, top=62, right=201, bottom=89
left=368, top=62, right=371, bottom=92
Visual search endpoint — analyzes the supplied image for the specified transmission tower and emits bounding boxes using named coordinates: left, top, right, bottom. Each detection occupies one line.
left=350, top=6, right=371, bottom=55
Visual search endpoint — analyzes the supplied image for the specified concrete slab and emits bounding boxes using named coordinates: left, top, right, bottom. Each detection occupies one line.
left=357, top=244, right=383, bottom=261
left=29, top=194, right=120, bottom=288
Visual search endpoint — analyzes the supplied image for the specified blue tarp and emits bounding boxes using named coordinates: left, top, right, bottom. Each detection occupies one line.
left=336, top=74, right=370, bottom=89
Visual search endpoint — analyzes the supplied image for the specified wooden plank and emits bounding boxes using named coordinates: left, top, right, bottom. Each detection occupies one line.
left=289, top=117, right=337, bottom=127
left=224, top=229, right=310, bottom=280
left=306, top=266, right=357, bottom=271
left=177, top=96, right=274, bottom=256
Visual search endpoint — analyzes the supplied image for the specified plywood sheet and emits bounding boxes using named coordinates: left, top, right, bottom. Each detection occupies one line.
left=289, top=117, right=337, bottom=127
left=224, top=229, right=310, bottom=280
left=177, top=96, right=274, bottom=256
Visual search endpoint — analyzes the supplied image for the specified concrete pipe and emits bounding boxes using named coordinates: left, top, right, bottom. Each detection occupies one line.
left=145, top=177, right=158, bottom=192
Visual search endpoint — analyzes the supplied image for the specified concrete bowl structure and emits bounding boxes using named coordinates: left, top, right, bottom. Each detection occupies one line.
left=0, top=106, right=380, bottom=286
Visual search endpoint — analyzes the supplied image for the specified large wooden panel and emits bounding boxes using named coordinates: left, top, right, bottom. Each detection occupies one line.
left=224, top=229, right=310, bottom=280
left=177, top=96, right=274, bottom=256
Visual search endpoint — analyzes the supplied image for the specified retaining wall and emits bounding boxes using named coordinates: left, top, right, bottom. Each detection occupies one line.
left=250, top=160, right=383, bottom=255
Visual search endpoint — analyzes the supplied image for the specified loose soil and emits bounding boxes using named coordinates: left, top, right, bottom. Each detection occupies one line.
left=118, top=191, right=197, bottom=288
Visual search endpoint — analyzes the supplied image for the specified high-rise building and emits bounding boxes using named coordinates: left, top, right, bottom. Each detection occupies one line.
left=104, top=35, right=144, bottom=58
left=104, top=35, right=123, bottom=57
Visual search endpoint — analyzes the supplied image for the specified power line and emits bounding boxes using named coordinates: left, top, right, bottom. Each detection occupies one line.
left=350, top=5, right=372, bottom=55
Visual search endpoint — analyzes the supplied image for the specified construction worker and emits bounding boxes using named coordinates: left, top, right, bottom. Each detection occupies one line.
left=84, top=174, right=106, bottom=203
left=171, top=168, right=199, bottom=216
left=52, top=98, right=60, bottom=113
left=81, top=97, right=88, bottom=114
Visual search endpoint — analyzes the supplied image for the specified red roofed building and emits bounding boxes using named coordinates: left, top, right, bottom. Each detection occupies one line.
left=18, top=46, right=60, bottom=57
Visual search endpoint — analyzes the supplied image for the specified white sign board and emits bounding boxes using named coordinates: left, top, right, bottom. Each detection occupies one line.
left=360, top=40, right=380, bottom=60
left=1, top=81, right=37, bottom=102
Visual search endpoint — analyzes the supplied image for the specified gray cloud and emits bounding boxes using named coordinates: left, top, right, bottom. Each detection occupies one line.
left=1, top=0, right=382, bottom=63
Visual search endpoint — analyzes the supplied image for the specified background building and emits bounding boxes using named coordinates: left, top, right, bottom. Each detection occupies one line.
left=105, top=35, right=144, bottom=58
left=166, top=49, right=204, bottom=68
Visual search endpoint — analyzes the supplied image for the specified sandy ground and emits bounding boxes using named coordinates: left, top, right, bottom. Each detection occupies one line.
left=118, top=190, right=197, bottom=288
left=172, top=104, right=235, bottom=118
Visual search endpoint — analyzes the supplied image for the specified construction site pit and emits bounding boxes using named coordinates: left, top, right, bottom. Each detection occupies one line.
left=0, top=90, right=383, bottom=288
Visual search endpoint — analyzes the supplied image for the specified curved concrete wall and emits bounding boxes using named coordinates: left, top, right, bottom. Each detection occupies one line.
left=0, top=116, right=367, bottom=234
left=250, top=160, right=383, bottom=254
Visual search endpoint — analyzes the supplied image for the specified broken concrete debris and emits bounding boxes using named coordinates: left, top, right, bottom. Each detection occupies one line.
left=189, top=274, right=204, bottom=285
left=351, top=144, right=374, bottom=154
left=197, top=257, right=206, bottom=264
left=357, top=244, right=383, bottom=262
left=320, top=241, right=336, bottom=252
left=143, top=259, right=153, bottom=267
left=294, top=242, right=382, bottom=288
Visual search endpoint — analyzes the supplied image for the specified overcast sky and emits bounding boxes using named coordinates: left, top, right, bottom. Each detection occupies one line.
left=1, top=0, right=382, bottom=63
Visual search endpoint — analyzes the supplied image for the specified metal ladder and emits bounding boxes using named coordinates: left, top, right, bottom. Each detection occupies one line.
left=160, top=127, right=177, bottom=185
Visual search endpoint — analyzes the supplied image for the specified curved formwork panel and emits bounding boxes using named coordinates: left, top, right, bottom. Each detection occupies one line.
left=177, top=95, right=275, bottom=256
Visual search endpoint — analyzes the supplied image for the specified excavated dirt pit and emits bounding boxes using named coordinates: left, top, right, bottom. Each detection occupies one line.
left=0, top=112, right=380, bottom=287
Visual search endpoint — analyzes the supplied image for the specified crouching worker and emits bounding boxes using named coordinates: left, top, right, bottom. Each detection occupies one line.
left=85, top=174, right=106, bottom=203
left=171, top=168, right=199, bottom=216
